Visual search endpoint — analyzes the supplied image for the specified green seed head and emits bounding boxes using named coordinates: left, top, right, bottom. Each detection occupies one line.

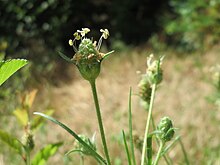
left=73, top=38, right=102, bottom=81
left=138, top=75, right=152, bottom=106
left=157, top=117, right=175, bottom=143
left=74, top=134, right=96, bottom=156
left=66, top=28, right=113, bottom=82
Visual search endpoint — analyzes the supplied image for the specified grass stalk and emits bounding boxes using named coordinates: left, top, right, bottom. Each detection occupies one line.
left=153, top=141, right=165, bottom=165
left=122, top=130, right=132, bottom=165
left=128, top=88, right=136, bottom=165
left=151, top=116, right=172, bottom=165
left=25, top=149, right=31, bottom=165
left=141, top=83, right=157, bottom=165
left=178, top=137, right=190, bottom=165
left=89, top=80, right=111, bottom=165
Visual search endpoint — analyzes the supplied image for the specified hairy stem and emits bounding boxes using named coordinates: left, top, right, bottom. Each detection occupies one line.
left=90, top=80, right=111, bottom=165
left=141, top=83, right=157, bottom=165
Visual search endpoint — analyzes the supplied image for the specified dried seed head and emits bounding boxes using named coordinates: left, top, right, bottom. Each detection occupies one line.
left=157, top=117, right=175, bottom=143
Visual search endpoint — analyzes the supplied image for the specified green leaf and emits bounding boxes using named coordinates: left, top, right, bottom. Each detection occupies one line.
left=58, top=51, right=74, bottom=63
left=13, top=108, right=29, bottom=126
left=31, top=109, right=54, bottom=131
left=128, top=87, right=136, bottom=165
left=31, top=142, right=63, bottom=165
left=0, top=129, right=23, bottom=155
left=122, top=130, right=132, bottom=165
left=0, top=59, right=28, bottom=86
left=147, top=136, right=152, bottom=165
left=102, top=50, right=114, bottom=60
left=34, top=112, right=107, bottom=165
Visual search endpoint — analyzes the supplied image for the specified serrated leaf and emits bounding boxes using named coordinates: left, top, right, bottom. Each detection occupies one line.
left=31, top=142, right=63, bottom=165
left=13, top=108, right=28, bottom=126
left=0, top=59, right=28, bottom=86
left=0, top=129, right=23, bottom=155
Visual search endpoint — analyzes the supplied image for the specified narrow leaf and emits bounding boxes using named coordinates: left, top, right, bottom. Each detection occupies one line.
left=128, top=87, right=136, bottom=165
left=58, top=51, right=74, bottom=63
left=0, top=129, right=23, bottom=155
left=0, top=59, right=28, bottom=86
left=31, top=109, right=54, bottom=131
left=146, top=137, right=152, bottom=165
left=122, top=130, right=132, bottom=165
left=31, top=142, right=63, bottom=165
left=102, top=50, right=114, bottom=60
left=34, top=112, right=107, bottom=164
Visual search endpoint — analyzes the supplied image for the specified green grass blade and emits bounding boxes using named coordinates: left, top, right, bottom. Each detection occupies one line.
left=31, top=142, right=63, bottom=165
left=0, top=59, right=28, bottom=86
left=31, top=109, right=54, bottom=131
left=122, top=130, right=132, bottom=165
left=102, top=50, right=114, bottom=60
left=34, top=112, right=107, bottom=165
left=0, top=129, right=23, bottom=155
left=147, top=136, right=152, bottom=165
left=58, top=51, right=74, bottom=63
left=128, top=87, right=136, bottom=165
left=161, top=136, right=180, bottom=156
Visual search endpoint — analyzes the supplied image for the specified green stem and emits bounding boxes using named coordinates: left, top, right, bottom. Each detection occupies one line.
left=153, top=141, right=164, bottom=165
left=89, top=80, right=111, bottom=165
left=178, top=137, right=190, bottom=165
left=25, top=149, right=31, bottom=165
left=151, top=117, right=172, bottom=165
left=141, top=84, right=157, bottom=165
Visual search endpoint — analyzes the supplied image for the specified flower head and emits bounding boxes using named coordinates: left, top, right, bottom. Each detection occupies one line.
left=77, top=28, right=90, bottom=37
left=74, top=32, right=81, bottom=40
left=157, top=117, right=175, bottom=143
left=61, top=28, right=114, bottom=82
left=146, top=54, right=163, bottom=85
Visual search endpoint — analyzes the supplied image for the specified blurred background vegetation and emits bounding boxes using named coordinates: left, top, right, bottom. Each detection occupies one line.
left=0, top=0, right=219, bottom=94
left=0, top=0, right=220, bottom=164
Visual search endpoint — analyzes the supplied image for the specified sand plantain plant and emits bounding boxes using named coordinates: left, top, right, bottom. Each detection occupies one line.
left=0, top=88, right=62, bottom=165
left=35, top=28, right=189, bottom=165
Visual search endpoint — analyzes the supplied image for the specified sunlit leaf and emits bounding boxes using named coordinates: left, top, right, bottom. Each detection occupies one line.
left=0, top=129, right=23, bottom=155
left=31, top=142, right=63, bottom=165
left=25, top=89, right=38, bottom=108
left=0, top=59, right=28, bottom=86
left=13, top=108, right=28, bottom=126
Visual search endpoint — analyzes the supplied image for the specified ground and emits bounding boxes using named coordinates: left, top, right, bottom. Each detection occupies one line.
left=31, top=45, right=220, bottom=164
